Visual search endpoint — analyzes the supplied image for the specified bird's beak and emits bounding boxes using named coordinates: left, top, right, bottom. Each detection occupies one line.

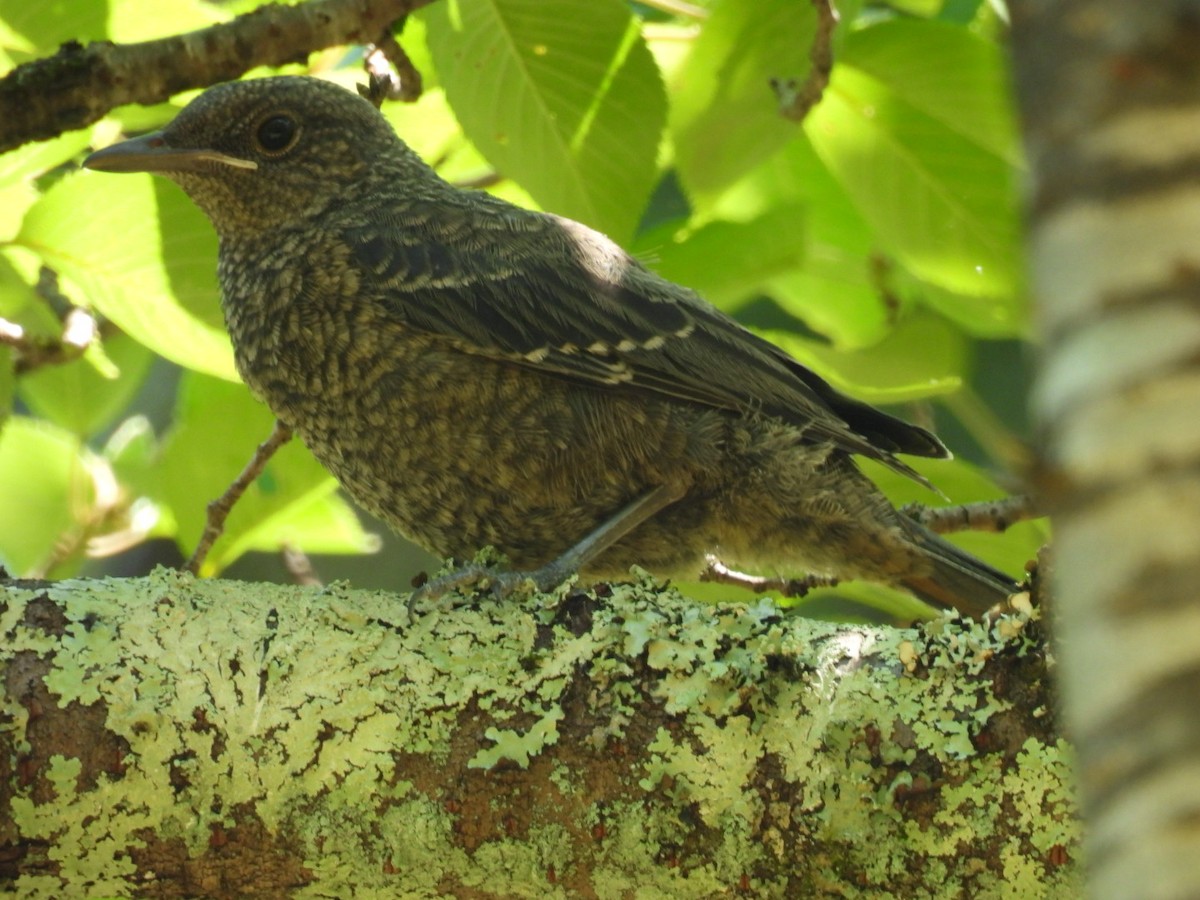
left=83, top=132, right=258, bottom=174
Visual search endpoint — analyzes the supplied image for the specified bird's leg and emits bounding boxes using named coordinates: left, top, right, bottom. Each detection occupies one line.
left=410, top=481, right=688, bottom=607
left=700, top=556, right=840, bottom=598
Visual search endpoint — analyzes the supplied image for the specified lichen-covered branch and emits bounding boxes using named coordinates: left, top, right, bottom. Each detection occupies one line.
left=0, top=572, right=1078, bottom=897
left=0, top=0, right=436, bottom=154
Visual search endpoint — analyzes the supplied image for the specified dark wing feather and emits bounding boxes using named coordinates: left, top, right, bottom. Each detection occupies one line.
left=342, top=199, right=948, bottom=486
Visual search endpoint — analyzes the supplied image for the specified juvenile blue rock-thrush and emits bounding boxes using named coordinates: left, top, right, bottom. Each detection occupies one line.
left=84, top=76, right=1017, bottom=616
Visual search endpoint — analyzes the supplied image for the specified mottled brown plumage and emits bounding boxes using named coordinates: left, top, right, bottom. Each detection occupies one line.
left=84, top=76, right=1017, bottom=615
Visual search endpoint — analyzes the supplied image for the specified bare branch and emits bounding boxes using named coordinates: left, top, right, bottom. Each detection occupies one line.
left=0, top=0, right=438, bottom=154
left=186, top=420, right=294, bottom=575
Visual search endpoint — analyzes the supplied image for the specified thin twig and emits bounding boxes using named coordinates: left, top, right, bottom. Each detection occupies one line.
left=700, top=556, right=840, bottom=597
left=901, top=495, right=1041, bottom=535
left=186, top=420, right=294, bottom=575
left=772, top=0, right=839, bottom=123
left=360, top=21, right=423, bottom=106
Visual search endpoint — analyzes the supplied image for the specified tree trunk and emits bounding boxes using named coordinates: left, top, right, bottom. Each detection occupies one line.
left=1010, top=3, right=1200, bottom=898
left=0, top=573, right=1075, bottom=897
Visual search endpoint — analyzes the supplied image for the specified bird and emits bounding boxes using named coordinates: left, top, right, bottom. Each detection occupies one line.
left=83, top=75, right=1018, bottom=617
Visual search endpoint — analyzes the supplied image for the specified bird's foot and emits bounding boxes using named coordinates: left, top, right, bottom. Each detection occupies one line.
left=408, top=484, right=687, bottom=611
left=408, top=558, right=577, bottom=610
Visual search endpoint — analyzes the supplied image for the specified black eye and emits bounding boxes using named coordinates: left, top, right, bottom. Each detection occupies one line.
left=256, top=115, right=298, bottom=153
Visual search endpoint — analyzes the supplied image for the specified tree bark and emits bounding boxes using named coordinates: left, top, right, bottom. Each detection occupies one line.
left=0, top=573, right=1075, bottom=897
left=1010, top=3, right=1200, bottom=898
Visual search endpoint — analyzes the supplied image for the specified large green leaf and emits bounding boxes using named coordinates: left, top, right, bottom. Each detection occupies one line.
left=669, top=0, right=815, bottom=202
left=0, top=416, right=94, bottom=575
left=708, top=136, right=895, bottom=348
left=0, top=127, right=95, bottom=187
left=16, top=171, right=237, bottom=380
left=157, top=374, right=377, bottom=576
left=843, top=19, right=1021, bottom=168
left=378, top=83, right=541, bottom=210
left=421, top=0, right=666, bottom=242
left=804, top=20, right=1022, bottom=303
left=0, top=129, right=95, bottom=242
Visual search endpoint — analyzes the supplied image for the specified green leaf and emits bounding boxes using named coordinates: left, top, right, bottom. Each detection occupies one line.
left=669, top=0, right=815, bottom=201
left=804, top=20, right=1022, bottom=303
left=0, top=0, right=108, bottom=55
left=17, top=330, right=154, bottom=437
left=380, top=86, right=467, bottom=164
left=899, top=272, right=1028, bottom=338
left=0, top=181, right=37, bottom=243
left=842, top=19, right=1021, bottom=168
left=0, top=129, right=90, bottom=242
left=762, top=311, right=967, bottom=403
left=0, top=127, right=95, bottom=187
left=0, top=416, right=94, bottom=575
left=0, top=0, right=225, bottom=55
left=635, top=204, right=808, bottom=309
left=886, top=0, right=943, bottom=15
left=106, top=0, right=226, bottom=43
left=422, top=0, right=666, bottom=242
left=157, top=374, right=377, bottom=575
left=16, top=172, right=238, bottom=381
left=219, top=490, right=381, bottom=571
left=708, top=136, right=895, bottom=348
left=0, top=248, right=40, bottom=319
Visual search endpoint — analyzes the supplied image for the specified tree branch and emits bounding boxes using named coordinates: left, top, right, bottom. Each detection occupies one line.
left=0, top=0, right=438, bottom=154
left=772, top=0, right=839, bottom=123
left=0, top=573, right=1079, bottom=895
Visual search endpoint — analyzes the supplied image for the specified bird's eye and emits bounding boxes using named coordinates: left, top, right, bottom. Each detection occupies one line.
left=255, top=114, right=298, bottom=154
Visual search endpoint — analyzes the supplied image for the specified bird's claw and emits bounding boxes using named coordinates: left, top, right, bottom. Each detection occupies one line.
left=407, top=562, right=560, bottom=611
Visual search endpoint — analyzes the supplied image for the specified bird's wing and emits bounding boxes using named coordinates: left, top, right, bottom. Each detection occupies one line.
left=341, top=201, right=947, bottom=485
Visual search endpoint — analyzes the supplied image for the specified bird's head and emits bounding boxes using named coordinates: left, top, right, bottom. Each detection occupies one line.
left=84, top=76, right=424, bottom=236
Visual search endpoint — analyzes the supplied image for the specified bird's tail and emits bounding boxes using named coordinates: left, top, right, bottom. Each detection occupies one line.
left=897, top=517, right=1019, bottom=618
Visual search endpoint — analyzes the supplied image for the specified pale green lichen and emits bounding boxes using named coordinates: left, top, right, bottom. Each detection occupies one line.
left=471, top=706, right=565, bottom=769
left=0, top=569, right=1079, bottom=897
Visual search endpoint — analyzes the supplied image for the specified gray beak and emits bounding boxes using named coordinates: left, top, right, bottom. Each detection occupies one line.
left=84, top=132, right=257, bottom=174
